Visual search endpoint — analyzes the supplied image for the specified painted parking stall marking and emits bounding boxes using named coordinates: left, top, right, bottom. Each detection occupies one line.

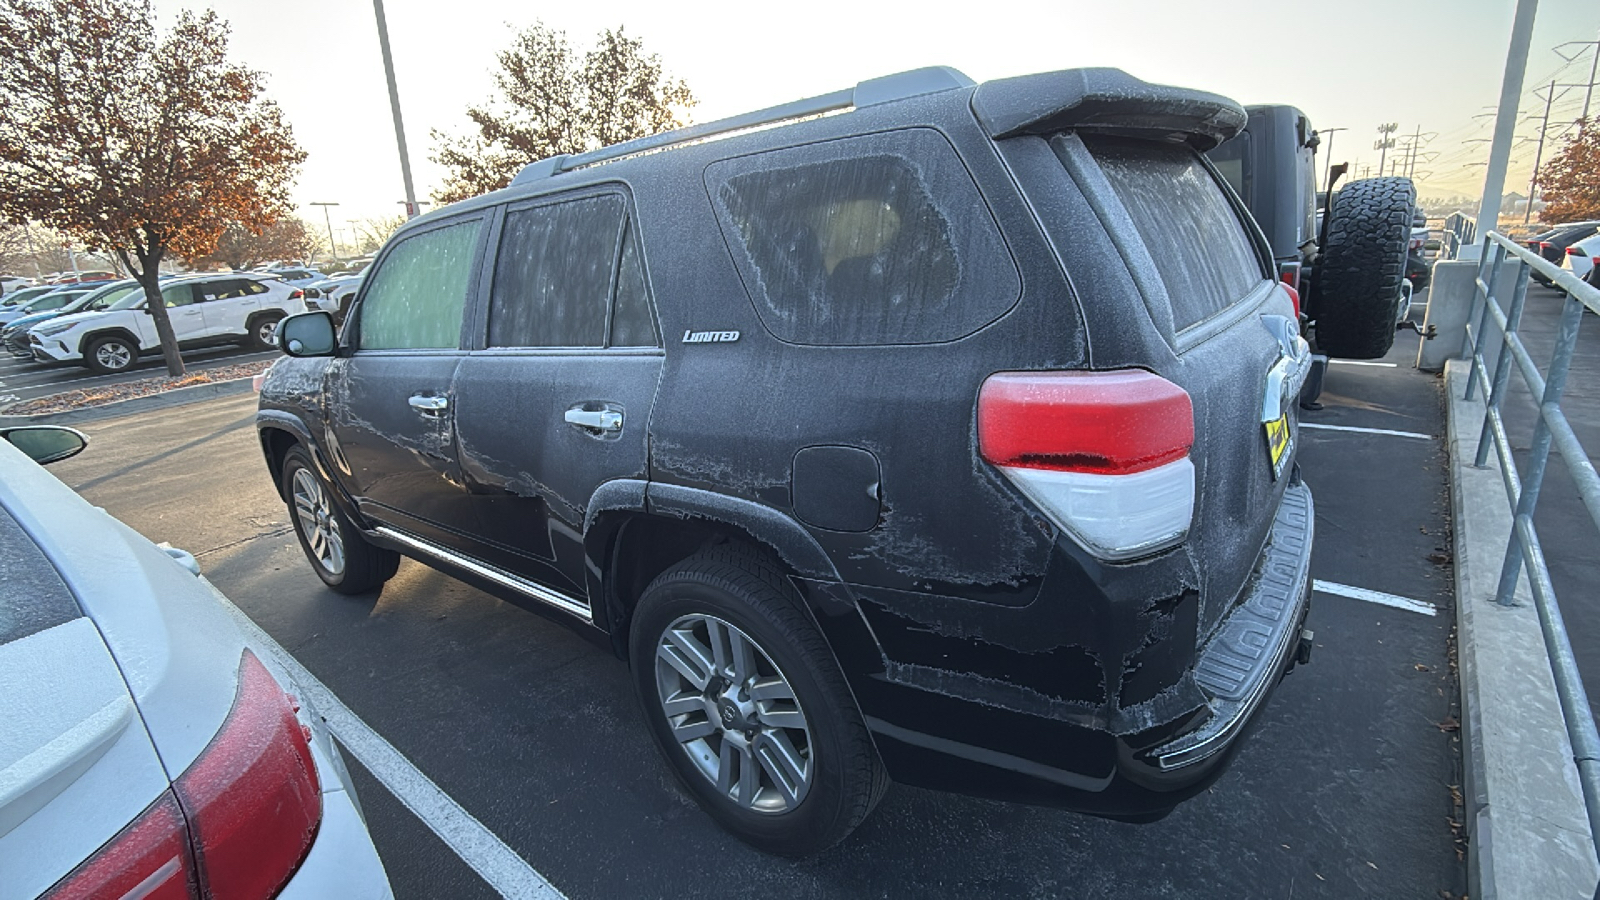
left=1313, top=579, right=1437, bottom=617
left=203, top=579, right=567, bottom=900
left=1301, top=422, right=1434, bottom=441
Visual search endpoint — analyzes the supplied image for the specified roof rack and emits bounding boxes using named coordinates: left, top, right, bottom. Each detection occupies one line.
left=510, top=66, right=974, bottom=186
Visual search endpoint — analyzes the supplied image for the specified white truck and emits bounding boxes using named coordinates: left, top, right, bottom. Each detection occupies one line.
left=28, top=273, right=298, bottom=374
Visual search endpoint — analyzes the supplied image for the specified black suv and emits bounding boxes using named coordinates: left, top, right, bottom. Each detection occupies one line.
left=258, top=66, right=1316, bottom=855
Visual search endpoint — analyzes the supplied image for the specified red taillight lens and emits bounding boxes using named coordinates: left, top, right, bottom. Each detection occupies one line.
left=1540, top=242, right=1555, bottom=251
left=289, top=289, right=304, bottom=299
left=43, top=791, right=198, bottom=900
left=1568, top=246, right=1587, bottom=257
left=177, top=649, right=320, bottom=900
left=1275, top=264, right=1302, bottom=317
left=45, top=650, right=320, bottom=900
left=979, top=370, right=1194, bottom=475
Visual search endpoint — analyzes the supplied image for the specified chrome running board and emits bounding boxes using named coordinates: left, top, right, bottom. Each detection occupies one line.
left=374, top=526, right=593, bottom=623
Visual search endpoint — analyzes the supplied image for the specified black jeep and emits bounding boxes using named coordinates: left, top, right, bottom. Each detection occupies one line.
left=258, top=66, right=1316, bottom=855
left=1207, top=104, right=1419, bottom=361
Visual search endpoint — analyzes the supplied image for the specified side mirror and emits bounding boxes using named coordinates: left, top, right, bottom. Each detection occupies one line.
left=1, top=425, right=88, bottom=465
left=277, top=311, right=338, bottom=357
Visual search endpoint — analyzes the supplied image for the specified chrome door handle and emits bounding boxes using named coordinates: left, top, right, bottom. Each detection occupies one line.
left=408, top=395, right=449, bottom=414
left=564, top=408, right=622, bottom=432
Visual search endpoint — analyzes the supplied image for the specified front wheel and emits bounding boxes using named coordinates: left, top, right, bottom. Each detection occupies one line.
left=282, top=446, right=398, bottom=594
left=248, top=313, right=283, bottom=351
left=84, top=335, right=137, bottom=375
left=629, top=545, right=888, bottom=856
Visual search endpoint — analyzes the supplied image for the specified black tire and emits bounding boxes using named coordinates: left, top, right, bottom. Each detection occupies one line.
left=247, top=312, right=284, bottom=351
left=281, top=446, right=398, bottom=594
left=83, top=334, right=137, bottom=375
left=629, top=544, right=888, bottom=856
left=1313, top=176, right=1416, bottom=359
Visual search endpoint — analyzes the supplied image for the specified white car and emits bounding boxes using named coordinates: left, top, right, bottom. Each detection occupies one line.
left=302, top=274, right=364, bottom=322
left=1562, top=233, right=1599, bottom=282
left=261, top=266, right=326, bottom=289
left=0, top=425, right=392, bottom=899
left=29, top=273, right=298, bottom=374
left=0, top=287, right=93, bottom=326
left=1, top=275, right=35, bottom=296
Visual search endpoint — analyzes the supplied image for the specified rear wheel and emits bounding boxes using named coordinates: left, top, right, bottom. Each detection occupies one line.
left=282, top=446, right=398, bottom=594
left=629, top=545, right=887, bottom=856
left=84, top=335, right=137, bottom=375
left=1313, top=177, right=1416, bottom=359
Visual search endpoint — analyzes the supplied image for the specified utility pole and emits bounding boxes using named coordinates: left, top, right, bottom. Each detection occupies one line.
left=311, top=202, right=340, bottom=264
left=398, top=200, right=429, bottom=217
left=1318, top=127, right=1348, bottom=193
left=1525, top=81, right=1560, bottom=224
left=1474, top=0, right=1539, bottom=248
left=1555, top=29, right=1600, bottom=136
left=373, top=0, right=419, bottom=220
left=1375, top=123, right=1398, bottom=176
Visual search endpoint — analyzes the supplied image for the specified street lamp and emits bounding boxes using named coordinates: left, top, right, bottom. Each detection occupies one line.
left=372, top=0, right=419, bottom=220
left=310, top=202, right=340, bottom=264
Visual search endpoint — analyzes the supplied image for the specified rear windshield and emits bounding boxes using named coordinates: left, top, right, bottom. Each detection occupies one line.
left=1084, top=136, right=1266, bottom=332
left=0, top=507, right=81, bottom=647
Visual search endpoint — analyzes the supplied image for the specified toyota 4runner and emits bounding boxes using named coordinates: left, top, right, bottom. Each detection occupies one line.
left=258, top=66, right=1316, bottom=855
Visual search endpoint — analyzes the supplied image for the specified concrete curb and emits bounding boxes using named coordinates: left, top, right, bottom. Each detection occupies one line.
left=0, top=376, right=256, bottom=426
left=1445, top=359, right=1599, bottom=900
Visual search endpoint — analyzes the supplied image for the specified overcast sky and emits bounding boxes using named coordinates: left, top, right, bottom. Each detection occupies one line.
left=153, top=0, right=1600, bottom=231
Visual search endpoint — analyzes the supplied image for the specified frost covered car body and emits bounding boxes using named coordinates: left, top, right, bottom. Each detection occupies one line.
left=258, top=65, right=1316, bottom=854
left=0, top=429, right=391, bottom=899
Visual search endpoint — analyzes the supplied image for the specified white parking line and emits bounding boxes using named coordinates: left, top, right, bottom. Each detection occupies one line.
left=1313, top=579, right=1437, bottom=616
left=1300, top=422, right=1433, bottom=441
left=1328, top=360, right=1399, bottom=368
left=204, top=580, right=566, bottom=900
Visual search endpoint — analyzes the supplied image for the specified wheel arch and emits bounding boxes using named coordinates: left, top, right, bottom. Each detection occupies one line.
left=77, top=327, right=143, bottom=358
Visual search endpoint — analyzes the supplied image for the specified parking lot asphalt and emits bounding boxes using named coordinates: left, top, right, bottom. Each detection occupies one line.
left=0, top=342, right=278, bottom=406
left=47, top=316, right=1466, bottom=899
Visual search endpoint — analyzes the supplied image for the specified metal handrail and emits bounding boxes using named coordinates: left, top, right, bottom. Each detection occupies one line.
left=1443, top=212, right=1477, bottom=260
left=1461, top=231, right=1600, bottom=893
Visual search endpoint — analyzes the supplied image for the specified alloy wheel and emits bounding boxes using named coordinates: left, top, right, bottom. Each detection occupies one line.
left=655, top=613, right=813, bottom=814
left=291, top=467, right=345, bottom=576
left=96, top=342, right=131, bottom=370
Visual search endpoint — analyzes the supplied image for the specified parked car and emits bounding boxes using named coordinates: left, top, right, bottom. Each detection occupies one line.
left=0, top=286, right=93, bottom=326
left=1, top=285, right=58, bottom=309
left=260, top=65, right=1316, bottom=855
left=29, top=273, right=299, bottom=374
left=1561, top=233, right=1600, bottom=281
left=1530, top=221, right=1600, bottom=284
left=1206, top=104, right=1418, bottom=360
left=262, top=266, right=326, bottom=289
left=1, top=274, right=35, bottom=296
left=0, top=424, right=392, bottom=899
left=301, top=274, right=364, bottom=326
left=3, top=281, right=144, bottom=358
left=42, top=270, right=118, bottom=285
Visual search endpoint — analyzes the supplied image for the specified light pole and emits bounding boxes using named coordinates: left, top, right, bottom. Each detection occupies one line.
left=1473, top=0, right=1539, bottom=249
left=311, top=202, right=340, bottom=264
left=372, top=0, right=419, bottom=219
left=1374, top=123, right=1398, bottom=176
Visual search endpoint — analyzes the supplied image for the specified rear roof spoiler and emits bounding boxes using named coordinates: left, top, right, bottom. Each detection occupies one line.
left=971, top=68, right=1246, bottom=152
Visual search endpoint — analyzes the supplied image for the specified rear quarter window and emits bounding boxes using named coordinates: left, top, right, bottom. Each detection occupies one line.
left=1084, top=135, right=1266, bottom=332
left=707, top=128, right=1020, bottom=346
left=0, top=507, right=80, bottom=647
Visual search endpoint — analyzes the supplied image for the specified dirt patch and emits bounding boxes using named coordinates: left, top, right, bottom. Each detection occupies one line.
left=4, top=359, right=273, bottom=416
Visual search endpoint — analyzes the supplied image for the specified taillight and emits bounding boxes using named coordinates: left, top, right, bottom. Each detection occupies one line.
left=1276, top=263, right=1302, bottom=317
left=1568, top=246, right=1588, bottom=257
left=1540, top=242, right=1555, bottom=251
left=43, top=650, right=320, bottom=900
left=978, top=370, right=1196, bottom=560
left=289, top=289, right=304, bottom=299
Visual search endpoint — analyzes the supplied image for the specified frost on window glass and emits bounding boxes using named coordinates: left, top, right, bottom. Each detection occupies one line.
left=610, top=220, right=659, bottom=347
left=359, top=219, right=481, bottom=350
left=1085, top=136, right=1265, bottom=332
left=490, top=195, right=623, bottom=348
left=710, top=128, right=1018, bottom=346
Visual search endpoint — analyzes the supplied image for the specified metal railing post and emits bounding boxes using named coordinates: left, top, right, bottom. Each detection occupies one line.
left=1465, top=240, right=1508, bottom=401
left=1476, top=264, right=1533, bottom=468
left=1495, top=292, right=1587, bottom=603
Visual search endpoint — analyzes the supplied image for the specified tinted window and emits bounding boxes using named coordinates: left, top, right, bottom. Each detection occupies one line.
left=359, top=219, right=482, bottom=350
left=1085, top=136, right=1265, bottom=331
left=162, top=284, right=197, bottom=307
left=709, top=128, right=1020, bottom=346
left=610, top=221, right=658, bottom=347
left=489, top=195, right=623, bottom=348
left=200, top=280, right=259, bottom=301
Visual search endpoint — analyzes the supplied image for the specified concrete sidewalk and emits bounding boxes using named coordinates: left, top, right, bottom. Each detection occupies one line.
left=1445, top=277, right=1600, bottom=900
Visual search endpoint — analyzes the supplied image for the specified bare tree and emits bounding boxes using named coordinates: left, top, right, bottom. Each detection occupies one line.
left=350, top=215, right=406, bottom=256
left=430, top=23, right=694, bottom=204
left=0, top=0, right=304, bottom=375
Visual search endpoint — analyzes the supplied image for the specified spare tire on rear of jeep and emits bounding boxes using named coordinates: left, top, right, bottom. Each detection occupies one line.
left=1313, top=176, right=1417, bottom=360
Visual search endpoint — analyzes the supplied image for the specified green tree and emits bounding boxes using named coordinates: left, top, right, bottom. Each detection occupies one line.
left=1538, top=126, right=1600, bottom=225
left=0, top=0, right=304, bottom=375
left=431, top=23, right=694, bottom=205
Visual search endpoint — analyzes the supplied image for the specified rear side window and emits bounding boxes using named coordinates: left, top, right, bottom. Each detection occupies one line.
left=0, top=508, right=80, bottom=647
left=1084, top=136, right=1265, bottom=331
left=358, top=219, right=482, bottom=350
left=490, top=195, right=623, bottom=348
left=709, top=128, right=1019, bottom=346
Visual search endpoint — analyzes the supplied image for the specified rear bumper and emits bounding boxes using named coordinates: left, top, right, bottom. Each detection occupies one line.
left=841, top=481, right=1314, bottom=819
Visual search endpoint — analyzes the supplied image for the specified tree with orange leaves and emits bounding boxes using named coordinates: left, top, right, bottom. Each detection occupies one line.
left=0, top=0, right=304, bottom=375
left=1538, top=126, right=1600, bottom=225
